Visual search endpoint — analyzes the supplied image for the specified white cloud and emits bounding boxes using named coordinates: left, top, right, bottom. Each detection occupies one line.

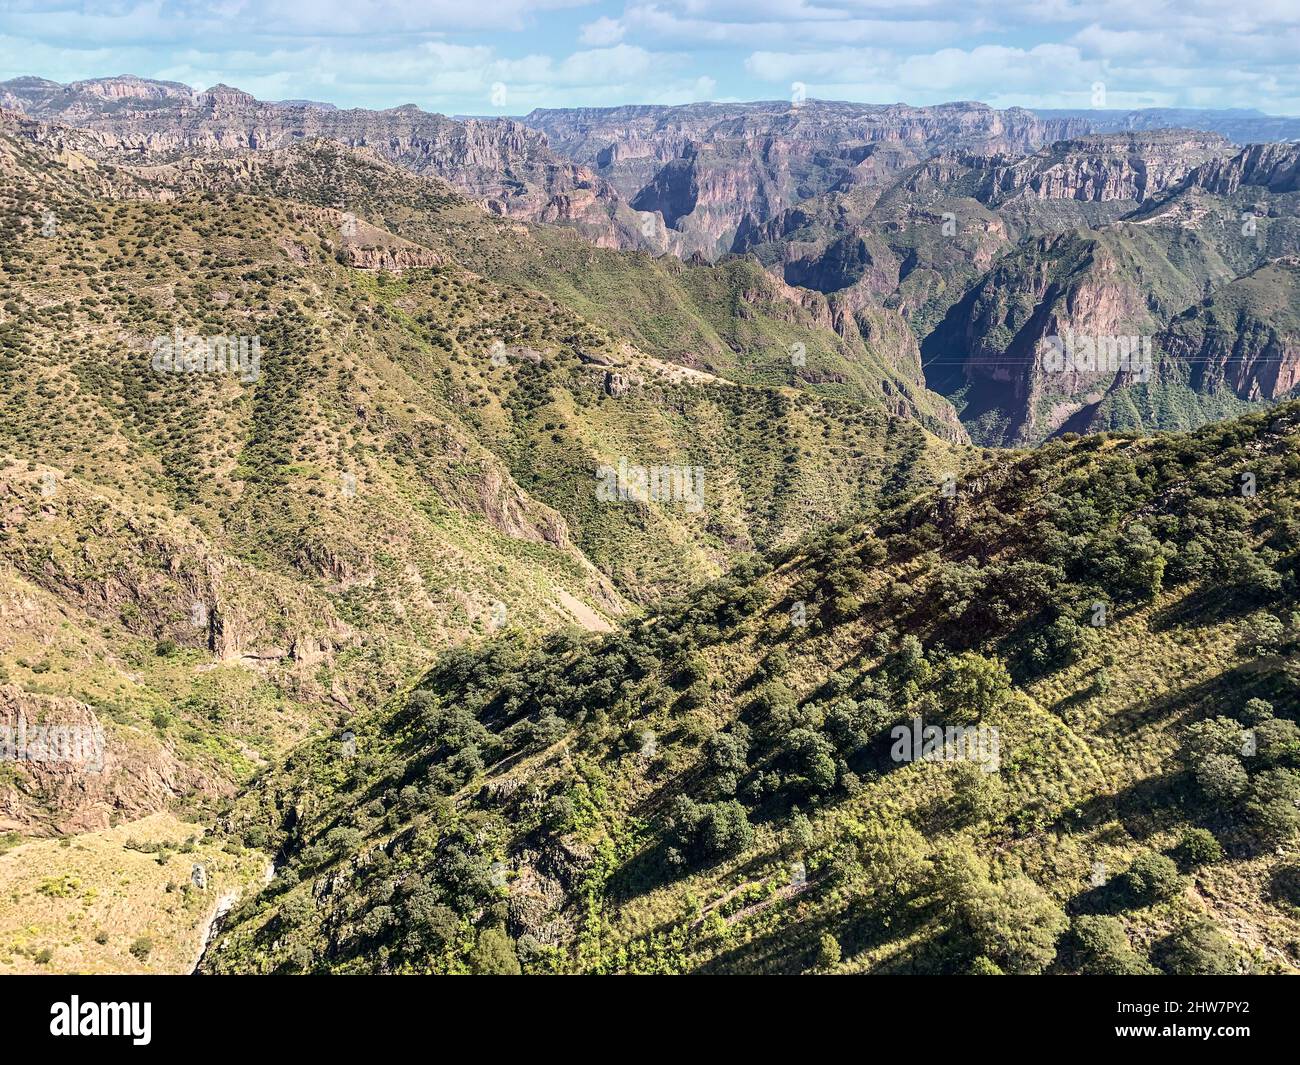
left=2, top=0, right=1299, bottom=113
left=579, top=16, right=625, bottom=46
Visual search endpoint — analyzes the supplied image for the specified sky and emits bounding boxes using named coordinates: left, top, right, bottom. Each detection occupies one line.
left=1, top=1, right=1298, bottom=117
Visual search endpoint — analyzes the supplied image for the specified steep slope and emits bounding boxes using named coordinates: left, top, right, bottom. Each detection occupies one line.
left=1082, top=259, right=1300, bottom=433
left=13, top=74, right=1291, bottom=455
left=922, top=222, right=1275, bottom=445
left=0, top=108, right=965, bottom=829
left=62, top=123, right=963, bottom=441
left=734, top=152, right=1009, bottom=344
left=973, top=131, right=1230, bottom=227
left=203, top=403, right=1300, bottom=975
left=1184, top=141, right=1300, bottom=197
left=732, top=132, right=1244, bottom=373
left=0, top=100, right=972, bottom=973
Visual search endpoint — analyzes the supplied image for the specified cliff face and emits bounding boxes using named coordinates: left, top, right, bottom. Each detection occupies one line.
left=1185, top=141, right=1300, bottom=195
left=525, top=101, right=1088, bottom=175
left=0, top=77, right=646, bottom=250
left=6, top=75, right=1297, bottom=451
left=951, top=232, right=1144, bottom=404
left=733, top=133, right=1232, bottom=342
left=725, top=123, right=1300, bottom=445
left=0, top=686, right=203, bottom=835
left=0, top=462, right=354, bottom=670
left=925, top=226, right=1237, bottom=444
left=1158, top=260, right=1300, bottom=401
left=524, top=100, right=1089, bottom=259
left=975, top=131, right=1230, bottom=207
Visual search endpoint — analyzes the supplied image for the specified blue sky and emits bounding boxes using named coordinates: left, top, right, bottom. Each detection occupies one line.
left=2, top=1, right=1298, bottom=116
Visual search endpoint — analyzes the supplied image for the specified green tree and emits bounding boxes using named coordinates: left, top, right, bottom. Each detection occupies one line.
left=1241, top=697, right=1274, bottom=725
left=469, top=927, right=522, bottom=975
left=667, top=797, right=754, bottom=864
left=1238, top=613, right=1284, bottom=657
left=1069, top=915, right=1158, bottom=975
left=936, top=652, right=1011, bottom=724
left=1120, top=852, right=1183, bottom=906
left=961, top=876, right=1067, bottom=975
left=1174, top=828, right=1223, bottom=868
left=787, top=811, right=814, bottom=854
left=815, top=932, right=841, bottom=970
left=1157, top=921, right=1239, bottom=975
left=947, top=760, right=1005, bottom=826
left=785, top=728, right=838, bottom=796
left=1194, top=753, right=1249, bottom=802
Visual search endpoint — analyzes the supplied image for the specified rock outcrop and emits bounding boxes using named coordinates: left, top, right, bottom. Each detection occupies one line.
left=0, top=685, right=198, bottom=835
left=975, top=131, right=1230, bottom=207
left=524, top=100, right=1089, bottom=258
left=1185, top=141, right=1300, bottom=196
left=1158, top=259, right=1300, bottom=401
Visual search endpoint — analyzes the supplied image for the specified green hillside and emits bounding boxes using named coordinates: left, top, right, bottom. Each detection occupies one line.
left=0, top=113, right=961, bottom=969
left=204, top=404, right=1300, bottom=975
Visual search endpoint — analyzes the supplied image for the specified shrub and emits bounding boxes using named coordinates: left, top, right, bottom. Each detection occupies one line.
left=1269, top=864, right=1300, bottom=909
left=1238, top=613, right=1284, bottom=657
left=783, top=728, right=838, bottom=796
left=936, top=652, right=1011, bottom=724
left=468, top=927, right=521, bottom=975
left=1120, top=852, right=1183, bottom=906
left=667, top=797, right=754, bottom=864
left=961, top=876, right=1067, bottom=975
left=1069, top=915, right=1158, bottom=975
left=1252, top=718, right=1300, bottom=767
left=1246, top=769, right=1300, bottom=847
left=1194, top=754, right=1249, bottom=802
left=1245, top=797, right=1300, bottom=846
left=787, top=811, right=814, bottom=853
left=1241, top=697, right=1275, bottom=725
left=1174, top=828, right=1223, bottom=868
left=705, top=727, right=750, bottom=794
left=540, top=794, right=576, bottom=832
left=1180, top=717, right=1249, bottom=766
left=129, top=936, right=153, bottom=961
left=1156, top=921, right=1239, bottom=975
left=815, top=932, right=841, bottom=970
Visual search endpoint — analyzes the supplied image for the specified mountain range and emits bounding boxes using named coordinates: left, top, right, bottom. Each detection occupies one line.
left=0, top=74, right=1297, bottom=976
left=5, top=76, right=1299, bottom=448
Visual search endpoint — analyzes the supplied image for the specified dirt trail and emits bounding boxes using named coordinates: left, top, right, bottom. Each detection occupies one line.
left=552, top=588, right=614, bottom=632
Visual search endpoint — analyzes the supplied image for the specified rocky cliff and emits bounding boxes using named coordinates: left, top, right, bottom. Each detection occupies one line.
left=1158, top=259, right=1300, bottom=401
left=524, top=100, right=1090, bottom=259
left=0, top=76, right=648, bottom=250
left=923, top=226, right=1237, bottom=444
left=0, top=685, right=201, bottom=835
left=975, top=131, right=1230, bottom=207
left=1185, top=141, right=1300, bottom=196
